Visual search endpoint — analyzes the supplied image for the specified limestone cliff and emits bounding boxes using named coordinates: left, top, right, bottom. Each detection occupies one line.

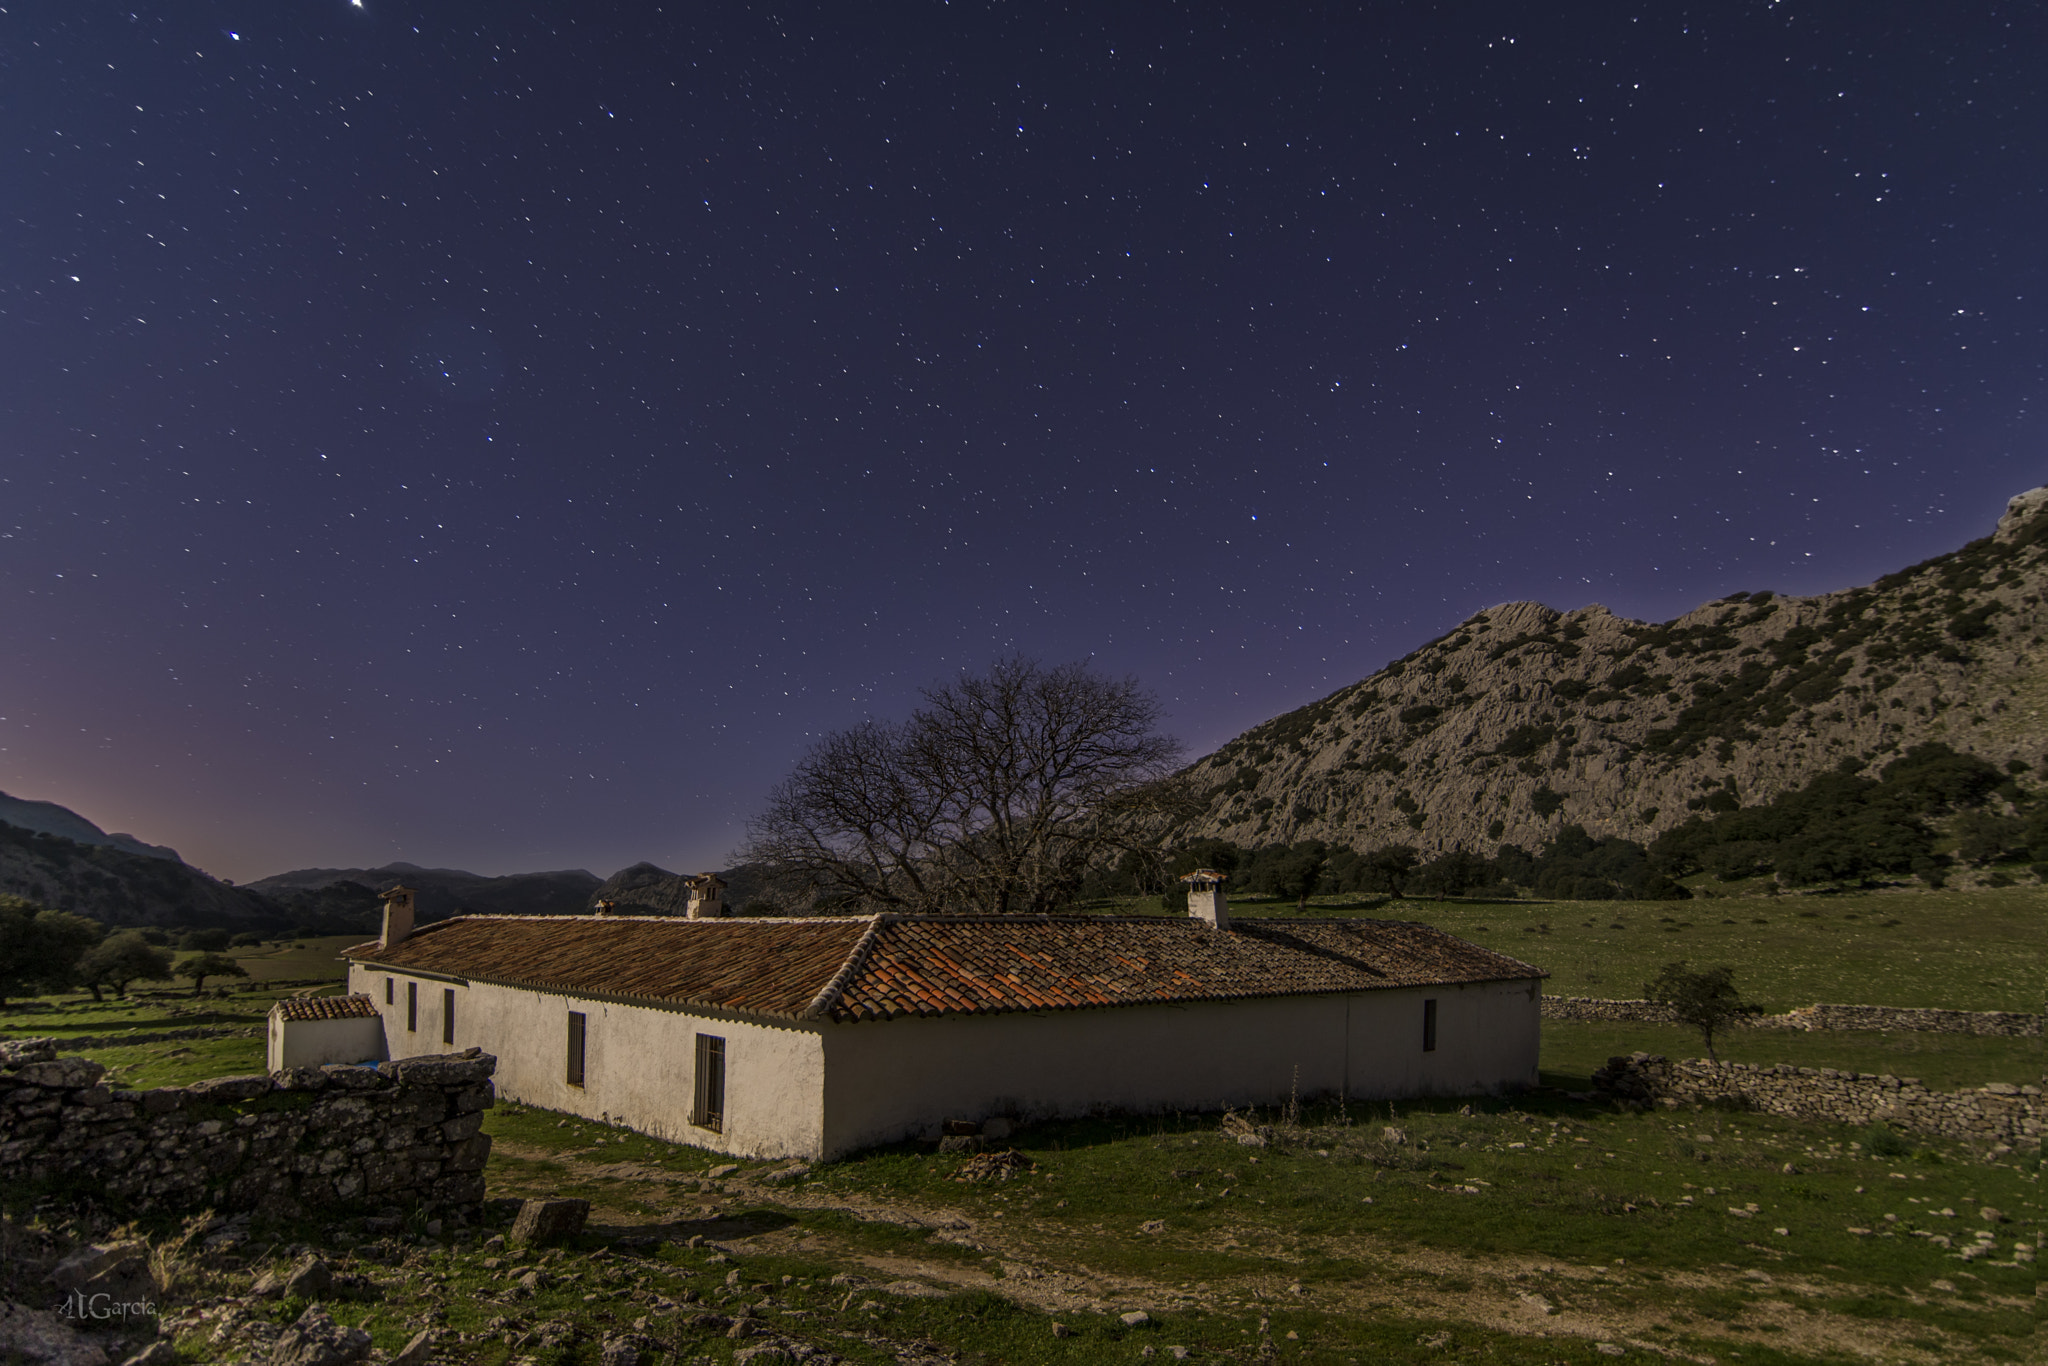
left=1174, top=488, right=2048, bottom=855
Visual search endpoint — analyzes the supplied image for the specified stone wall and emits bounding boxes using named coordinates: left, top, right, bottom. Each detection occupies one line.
left=1592, top=1052, right=2045, bottom=1146
left=1543, top=996, right=2043, bottom=1037
left=0, top=1038, right=495, bottom=1216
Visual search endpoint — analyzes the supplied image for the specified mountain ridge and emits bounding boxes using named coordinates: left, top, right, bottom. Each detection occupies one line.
left=1170, top=487, right=2048, bottom=857
left=0, top=791, right=181, bottom=863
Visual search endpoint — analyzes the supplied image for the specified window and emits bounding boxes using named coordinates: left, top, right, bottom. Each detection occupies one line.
left=407, top=981, right=417, bottom=1033
left=566, top=1011, right=586, bottom=1087
left=442, top=988, right=456, bottom=1045
left=691, top=1033, right=726, bottom=1132
left=1422, top=998, right=1438, bottom=1053
left=384, top=977, right=393, bottom=1005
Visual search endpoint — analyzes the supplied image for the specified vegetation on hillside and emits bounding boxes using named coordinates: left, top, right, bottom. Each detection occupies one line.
left=1174, top=495, right=2048, bottom=859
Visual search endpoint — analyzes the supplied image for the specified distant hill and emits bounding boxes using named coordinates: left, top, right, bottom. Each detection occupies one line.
left=0, top=821, right=273, bottom=927
left=1171, top=486, right=2048, bottom=857
left=245, top=862, right=602, bottom=924
left=0, top=791, right=181, bottom=862
left=585, top=860, right=773, bottom=914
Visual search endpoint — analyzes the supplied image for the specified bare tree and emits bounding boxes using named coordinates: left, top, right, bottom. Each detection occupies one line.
left=740, top=658, right=1191, bottom=914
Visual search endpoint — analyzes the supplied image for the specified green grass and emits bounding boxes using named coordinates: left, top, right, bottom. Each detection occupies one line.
left=207, top=933, right=363, bottom=982
left=1096, top=884, right=2048, bottom=1013
left=451, top=1096, right=2045, bottom=1365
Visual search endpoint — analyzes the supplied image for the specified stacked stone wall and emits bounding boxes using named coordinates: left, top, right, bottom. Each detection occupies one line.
left=1592, top=1052, right=2045, bottom=1146
left=1543, top=996, right=2042, bottom=1037
left=0, top=1038, right=495, bottom=1216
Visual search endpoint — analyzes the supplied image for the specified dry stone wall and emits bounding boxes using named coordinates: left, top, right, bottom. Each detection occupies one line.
left=1592, top=1052, right=2045, bottom=1147
left=0, top=1038, right=495, bottom=1216
left=1542, top=996, right=2043, bottom=1037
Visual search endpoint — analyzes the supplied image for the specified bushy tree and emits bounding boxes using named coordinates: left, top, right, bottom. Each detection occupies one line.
left=741, top=657, right=1190, bottom=914
left=177, top=951, right=248, bottom=997
left=77, top=931, right=175, bottom=1001
left=1644, top=961, right=1754, bottom=1062
left=0, top=896, right=105, bottom=1006
left=1262, top=842, right=1328, bottom=911
left=1365, top=845, right=1419, bottom=897
left=177, top=927, right=233, bottom=952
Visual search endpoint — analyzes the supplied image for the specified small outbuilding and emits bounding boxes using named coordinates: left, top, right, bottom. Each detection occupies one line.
left=343, top=880, right=1545, bottom=1160
left=266, top=992, right=386, bottom=1071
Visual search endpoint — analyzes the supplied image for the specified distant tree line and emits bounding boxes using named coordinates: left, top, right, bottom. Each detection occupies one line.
left=1649, top=741, right=2027, bottom=889
left=0, top=895, right=256, bottom=1004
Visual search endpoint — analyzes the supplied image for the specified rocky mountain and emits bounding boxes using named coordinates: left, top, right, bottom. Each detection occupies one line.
left=0, top=821, right=273, bottom=927
left=244, top=862, right=602, bottom=924
left=1173, top=487, right=2048, bottom=858
left=0, top=791, right=181, bottom=862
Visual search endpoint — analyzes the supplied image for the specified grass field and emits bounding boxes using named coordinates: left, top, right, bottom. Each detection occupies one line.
left=1094, top=884, right=2048, bottom=1014
left=147, top=1090, right=2034, bottom=1366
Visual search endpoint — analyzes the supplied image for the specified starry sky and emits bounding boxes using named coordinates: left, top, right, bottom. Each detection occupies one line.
left=2, top=2, right=2042, bottom=883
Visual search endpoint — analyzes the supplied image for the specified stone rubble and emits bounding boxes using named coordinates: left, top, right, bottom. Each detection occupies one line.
left=1592, top=1052, right=2044, bottom=1144
left=1545, top=997, right=2043, bottom=1037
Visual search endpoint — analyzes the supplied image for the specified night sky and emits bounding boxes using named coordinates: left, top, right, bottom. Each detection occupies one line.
left=3, top=3, right=2042, bottom=883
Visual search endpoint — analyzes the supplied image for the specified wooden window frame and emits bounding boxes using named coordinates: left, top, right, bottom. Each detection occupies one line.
left=384, top=977, right=394, bottom=1005
left=566, top=1011, right=586, bottom=1087
left=1422, top=997, right=1438, bottom=1053
left=690, top=1033, right=726, bottom=1133
left=406, top=981, right=417, bottom=1033
left=442, top=988, right=456, bottom=1046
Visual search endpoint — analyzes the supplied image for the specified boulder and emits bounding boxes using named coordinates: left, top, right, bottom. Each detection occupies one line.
left=317, top=1065, right=390, bottom=1091
left=0, top=1039, right=57, bottom=1068
left=282, top=1257, right=334, bottom=1300
left=48, top=1241, right=152, bottom=1308
left=508, top=1198, right=589, bottom=1248
left=0, top=1300, right=113, bottom=1366
left=184, top=1075, right=274, bottom=1103
left=12, top=1059, right=105, bottom=1090
left=383, top=1054, right=496, bottom=1087
left=269, top=1306, right=371, bottom=1366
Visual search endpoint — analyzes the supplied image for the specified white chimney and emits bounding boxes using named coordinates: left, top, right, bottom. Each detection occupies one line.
left=1181, top=869, right=1230, bottom=930
left=685, top=873, right=728, bottom=919
left=378, top=885, right=416, bottom=949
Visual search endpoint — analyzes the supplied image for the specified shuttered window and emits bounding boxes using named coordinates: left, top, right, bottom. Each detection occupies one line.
left=1422, top=998, right=1438, bottom=1053
left=442, top=988, right=456, bottom=1045
left=691, top=1033, right=726, bottom=1132
left=407, top=981, right=417, bottom=1033
left=566, top=1011, right=586, bottom=1087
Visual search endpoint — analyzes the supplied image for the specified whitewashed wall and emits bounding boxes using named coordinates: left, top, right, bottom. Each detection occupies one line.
left=818, top=979, right=1540, bottom=1158
left=347, top=964, right=824, bottom=1159
left=347, top=963, right=1538, bottom=1162
left=266, top=1013, right=386, bottom=1071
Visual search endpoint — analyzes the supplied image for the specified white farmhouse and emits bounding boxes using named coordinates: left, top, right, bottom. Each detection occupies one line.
left=342, top=880, right=1544, bottom=1161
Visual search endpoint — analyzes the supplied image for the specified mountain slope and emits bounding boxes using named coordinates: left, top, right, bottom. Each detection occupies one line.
left=0, top=792, right=181, bottom=862
left=1174, top=487, right=2048, bottom=857
left=0, top=822, right=273, bottom=926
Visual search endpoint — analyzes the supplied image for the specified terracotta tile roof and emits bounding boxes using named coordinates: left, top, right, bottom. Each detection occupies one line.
left=346, top=914, right=1542, bottom=1024
left=346, top=916, right=874, bottom=1018
left=273, top=992, right=380, bottom=1021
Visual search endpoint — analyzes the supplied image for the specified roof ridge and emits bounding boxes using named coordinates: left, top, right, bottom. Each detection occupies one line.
left=802, top=913, right=893, bottom=1019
